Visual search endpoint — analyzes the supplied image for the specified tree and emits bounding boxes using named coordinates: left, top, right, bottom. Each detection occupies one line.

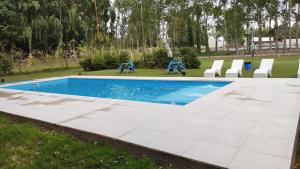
left=253, top=0, right=266, bottom=53
left=159, top=0, right=172, bottom=57
left=93, top=0, right=100, bottom=42
left=288, top=0, right=293, bottom=53
left=282, top=0, right=289, bottom=55
left=220, top=0, right=229, bottom=54
left=233, top=0, right=239, bottom=54
left=0, top=0, right=296, bottom=58
left=266, top=0, right=279, bottom=53
left=212, top=1, right=223, bottom=52
left=193, top=1, right=203, bottom=53
left=224, top=2, right=245, bottom=51
left=294, top=1, right=300, bottom=48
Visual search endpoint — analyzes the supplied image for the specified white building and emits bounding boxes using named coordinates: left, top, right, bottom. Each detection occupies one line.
left=208, top=36, right=226, bottom=49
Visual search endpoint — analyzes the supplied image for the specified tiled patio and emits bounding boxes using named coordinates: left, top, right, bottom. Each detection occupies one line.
left=0, top=76, right=299, bottom=169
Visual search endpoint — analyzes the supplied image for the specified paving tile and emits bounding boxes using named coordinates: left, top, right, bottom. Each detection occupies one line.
left=202, top=129, right=249, bottom=148
left=224, top=111, right=263, bottom=123
left=252, top=123, right=297, bottom=140
left=265, top=106, right=300, bottom=118
left=258, top=114, right=299, bottom=128
left=148, top=133, right=198, bottom=155
left=196, top=107, right=231, bottom=120
left=242, top=134, right=294, bottom=158
left=120, top=127, right=165, bottom=147
left=168, top=122, right=212, bottom=141
left=215, top=117, right=257, bottom=134
left=62, top=117, right=110, bottom=132
left=183, top=140, right=238, bottom=168
left=144, top=118, right=181, bottom=132
left=185, top=115, right=219, bottom=128
left=229, top=150, right=291, bottom=169
left=94, top=122, right=139, bottom=138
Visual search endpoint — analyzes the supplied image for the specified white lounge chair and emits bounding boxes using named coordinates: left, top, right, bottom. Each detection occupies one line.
left=225, top=60, right=244, bottom=78
left=253, top=59, right=274, bottom=78
left=204, top=60, right=224, bottom=77
left=298, top=59, right=300, bottom=78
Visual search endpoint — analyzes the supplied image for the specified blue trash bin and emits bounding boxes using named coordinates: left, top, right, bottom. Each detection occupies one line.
left=244, top=62, right=252, bottom=71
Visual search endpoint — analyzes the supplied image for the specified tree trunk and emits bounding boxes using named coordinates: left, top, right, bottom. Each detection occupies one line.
left=269, top=17, right=272, bottom=51
left=223, top=4, right=229, bottom=54
left=288, top=0, right=292, bottom=53
left=149, top=31, right=152, bottom=48
left=159, top=0, right=172, bottom=58
left=258, top=8, right=263, bottom=54
left=156, top=16, right=160, bottom=48
left=234, top=0, right=238, bottom=55
left=204, top=15, right=210, bottom=53
left=93, top=0, right=100, bottom=41
left=58, top=0, right=64, bottom=59
left=137, top=4, right=140, bottom=50
left=196, top=12, right=201, bottom=53
left=215, top=36, right=218, bottom=52
left=296, top=4, right=299, bottom=49
left=115, top=16, right=118, bottom=49
left=283, top=31, right=286, bottom=56
left=136, top=32, right=140, bottom=49
left=173, top=14, right=176, bottom=48
left=140, top=0, right=145, bottom=49
left=275, top=16, right=279, bottom=54
left=283, top=2, right=288, bottom=55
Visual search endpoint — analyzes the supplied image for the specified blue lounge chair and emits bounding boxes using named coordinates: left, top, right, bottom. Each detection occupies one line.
left=128, top=61, right=135, bottom=72
left=167, top=60, right=185, bottom=73
left=118, top=61, right=135, bottom=73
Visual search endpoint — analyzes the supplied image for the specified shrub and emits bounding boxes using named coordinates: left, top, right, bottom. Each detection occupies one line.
left=80, top=52, right=120, bottom=71
left=179, top=47, right=200, bottom=69
left=79, top=57, right=93, bottom=71
left=103, top=53, right=118, bottom=69
left=143, top=53, right=154, bottom=68
left=118, top=51, right=129, bottom=64
left=92, top=54, right=105, bottom=70
left=143, top=49, right=171, bottom=68
left=0, top=53, right=13, bottom=74
left=133, top=59, right=143, bottom=68
left=79, top=54, right=105, bottom=71
left=153, top=49, right=171, bottom=68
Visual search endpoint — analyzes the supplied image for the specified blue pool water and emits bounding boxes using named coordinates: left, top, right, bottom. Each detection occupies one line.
left=3, top=78, right=230, bottom=105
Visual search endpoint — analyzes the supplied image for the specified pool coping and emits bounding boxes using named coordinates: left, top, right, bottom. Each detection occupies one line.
left=0, top=76, right=299, bottom=169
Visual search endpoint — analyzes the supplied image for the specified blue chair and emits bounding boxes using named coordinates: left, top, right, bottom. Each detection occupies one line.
left=118, top=61, right=135, bottom=73
left=128, top=61, right=135, bottom=72
left=167, top=60, right=185, bottom=73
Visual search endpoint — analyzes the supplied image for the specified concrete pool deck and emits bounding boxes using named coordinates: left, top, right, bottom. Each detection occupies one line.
left=0, top=76, right=299, bottom=169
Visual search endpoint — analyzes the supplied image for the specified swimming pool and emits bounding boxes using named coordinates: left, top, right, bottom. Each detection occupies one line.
left=3, top=78, right=230, bottom=105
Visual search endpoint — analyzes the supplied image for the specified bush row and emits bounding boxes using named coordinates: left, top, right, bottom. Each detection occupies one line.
left=80, top=51, right=129, bottom=71
left=0, top=53, right=13, bottom=75
left=79, top=47, right=201, bottom=71
left=141, top=47, right=201, bottom=69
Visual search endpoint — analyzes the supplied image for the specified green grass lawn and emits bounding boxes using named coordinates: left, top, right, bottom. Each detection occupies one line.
left=0, top=114, right=169, bottom=169
left=2, top=55, right=299, bottom=83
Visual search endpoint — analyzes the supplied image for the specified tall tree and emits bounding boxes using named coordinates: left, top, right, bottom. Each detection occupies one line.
left=221, top=0, right=229, bottom=54
left=253, top=0, right=266, bottom=54
left=288, top=0, right=293, bottom=53
left=294, top=2, right=300, bottom=48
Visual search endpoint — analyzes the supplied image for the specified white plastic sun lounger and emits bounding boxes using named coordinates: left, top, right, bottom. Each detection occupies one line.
left=298, top=59, right=300, bottom=78
left=225, top=60, right=244, bottom=78
left=253, top=59, right=274, bottom=78
left=204, top=60, right=224, bottom=77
